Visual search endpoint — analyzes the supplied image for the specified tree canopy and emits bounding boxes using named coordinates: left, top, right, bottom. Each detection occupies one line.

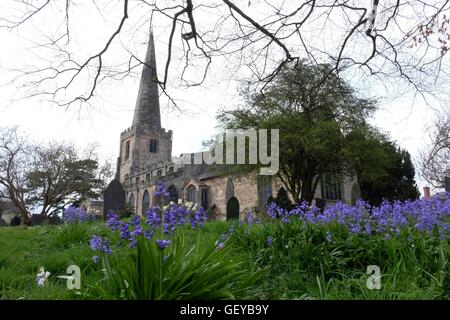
left=1, top=1, right=450, bottom=108
left=0, top=127, right=113, bottom=223
left=218, top=60, right=389, bottom=204
left=358, top=143, right=420, bottom=206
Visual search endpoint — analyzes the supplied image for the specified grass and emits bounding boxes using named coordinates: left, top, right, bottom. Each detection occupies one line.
left=0, top=219, right=448, bottom=300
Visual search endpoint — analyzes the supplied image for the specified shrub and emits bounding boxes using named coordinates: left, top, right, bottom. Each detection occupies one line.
left=88, top=181, right=262, bottom=299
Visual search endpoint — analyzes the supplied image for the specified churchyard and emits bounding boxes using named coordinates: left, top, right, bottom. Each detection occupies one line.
left=0, top=182, right=449, bottom=300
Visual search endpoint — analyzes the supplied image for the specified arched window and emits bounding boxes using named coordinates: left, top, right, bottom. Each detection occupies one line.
left=142, top=190, right=150, bottom=215
left=128, top=193, right=135, bottom=210
left=187, top=185, right=196, bottom=203
left=226, top=178, right=234, bottom=200
left=321, top=174, right=342, bottom=200
left=226, top=197, right=240, bottom=220
left=201, top=188, right=208, bottom=209
left=167, top=185, right=179, bottom=203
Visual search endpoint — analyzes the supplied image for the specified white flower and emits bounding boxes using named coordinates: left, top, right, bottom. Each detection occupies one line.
left=185, top=201, right=193, bottom=209
left=36, top=267, right=51, bottom=287
left=178, top=199, right=183, bottom=205
left=170, top=201, right=175, bottom=205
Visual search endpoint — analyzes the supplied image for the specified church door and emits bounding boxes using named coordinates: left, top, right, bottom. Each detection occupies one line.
left=226, top=197, right=240, bottom=221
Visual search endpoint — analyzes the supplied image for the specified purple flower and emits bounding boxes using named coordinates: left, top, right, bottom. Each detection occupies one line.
left=89, top=235, right=112, bottom=255
left=156, top=239, right=171, bottom=250
left=326, top=231, right=332, bottom=243
left=154, top=181, right=170, bottom=199
left=245, top=209, right=254, bottom=225
left=216, top=242, right=225, bottom=249
left=92, top=255, right=100, bottom=264
left=106, top=211, right=121, bottom=231
left=131, top=215, right=141, bottom=226
left=146, top=208, right=162, bottom=227
left=120, top=223, right=132, bottom=240
left=191, top=207, right=208, bottom=229
left=132, top=225, right=143, bottom=237
left=144, top=230, right=155, bottom=240
left=63, top=205, right=93, bottom=224
left=266, top=236, right=273, bottom=246
left=90, top=235, right=103, bottom=251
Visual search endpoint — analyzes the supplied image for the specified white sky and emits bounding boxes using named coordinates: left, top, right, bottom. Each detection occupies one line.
left=0, top=0, right=447, bottom=196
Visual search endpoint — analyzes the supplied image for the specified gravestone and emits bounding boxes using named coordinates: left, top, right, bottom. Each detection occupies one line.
left=10, top=216, right=21, bottom=226
left=31, top=214, right=44, bottom=226
left=315, top=198, right=327, bottom=213
left=103, top=179, right=125, bottom=219
left=48, top=215, right=62, bottom=225
left=445, top=176, right=450, bottom=192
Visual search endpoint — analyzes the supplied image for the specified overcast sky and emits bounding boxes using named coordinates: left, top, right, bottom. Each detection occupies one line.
left=0, top=0, right=447, bottom=196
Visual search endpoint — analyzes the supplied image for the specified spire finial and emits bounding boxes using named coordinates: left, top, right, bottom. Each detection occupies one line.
left=132, top=25, right=161, bottom=129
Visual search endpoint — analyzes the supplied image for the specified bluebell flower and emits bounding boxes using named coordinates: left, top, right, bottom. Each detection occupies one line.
left=326, top=231, right=332, bottom=243
left=106, top=211, right=121, bottom=231
left=90, top=235, right=103, bottom=251
left=266, top=236, right=273, bottom=246
left=156, top=239, right=171, bottom=250
left=120, top=223, right=132, bottom=240
left=216, top=242, right=225, bottom=249
left=154, top=181, right=170, bottom=199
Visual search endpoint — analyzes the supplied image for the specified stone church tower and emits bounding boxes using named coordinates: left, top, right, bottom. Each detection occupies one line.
left=117, top=30, right=173, bottom=183
left=105, top=28, right=361, bottom=220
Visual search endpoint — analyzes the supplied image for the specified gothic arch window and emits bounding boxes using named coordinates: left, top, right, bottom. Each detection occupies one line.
left=142, top=190, right=150, bottom=215
left=186, top=185, right=196, bottom=203
left=167, top=185, right=179, bottom=203
left=201, top=188, right=208, bottom=209
left=226, top=197, right=240, bottom=220
left=124, top=140, right=130, bottom=160
left=226, top=178, right=234, bottom=200
left=149, top=139, right=158, bottom=153
left=321, top=174, right=342, bottom=200
left=128, top=193, right=135, bottom=210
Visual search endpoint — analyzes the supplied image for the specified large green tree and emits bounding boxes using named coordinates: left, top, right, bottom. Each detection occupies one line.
left=358, top=143, right=420, bottom=206
left=26, top=143, right=111, bottom=218
left=218, top=60, right=389, bottom=204
left=0, top=127, right=112, bottom=223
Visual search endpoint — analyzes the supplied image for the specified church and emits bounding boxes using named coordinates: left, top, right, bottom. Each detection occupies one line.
left=107, top=30, right=361, bottom=221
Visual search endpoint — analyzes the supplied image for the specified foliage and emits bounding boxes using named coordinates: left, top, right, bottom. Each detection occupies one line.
left=218, top=60, right=389, bottom=204
left=0, top=127, right=113, bottom=221
left=0, top=189, right=449, bottom=300
left=50, top=206, right=97, bottom=249
left=358, top=143, right=420, bottom=206
left=26, top=143, right=109, bottom=217
left=89, top=181, right=259, bottom=299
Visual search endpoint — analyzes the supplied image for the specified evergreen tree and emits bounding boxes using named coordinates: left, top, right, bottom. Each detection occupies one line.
left=359, top=144, right=420, bottom=206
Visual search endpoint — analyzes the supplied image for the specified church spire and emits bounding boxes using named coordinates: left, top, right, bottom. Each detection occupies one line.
left=132, top=29, right=161, bottom=129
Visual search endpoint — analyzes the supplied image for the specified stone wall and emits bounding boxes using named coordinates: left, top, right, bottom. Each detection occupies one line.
left=203, top=172, right=259, bottom=221
left=119, top=126, right=172, bottom=182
